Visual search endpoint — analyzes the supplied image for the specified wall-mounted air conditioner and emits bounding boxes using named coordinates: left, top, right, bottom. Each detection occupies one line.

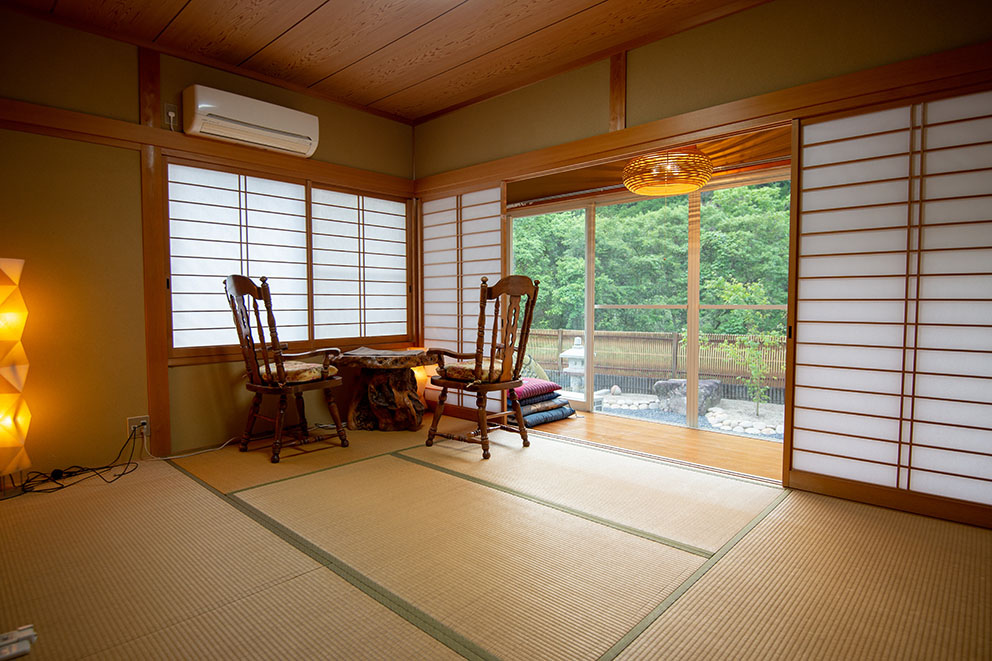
left=182, top=85, right=319, bottom=158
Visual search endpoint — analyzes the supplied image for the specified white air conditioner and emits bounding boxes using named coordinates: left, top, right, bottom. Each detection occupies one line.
left=182, top=85, right=319, bottom=158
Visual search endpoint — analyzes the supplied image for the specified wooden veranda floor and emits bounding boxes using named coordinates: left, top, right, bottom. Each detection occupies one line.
left=536, top=410, right=783, bottom=482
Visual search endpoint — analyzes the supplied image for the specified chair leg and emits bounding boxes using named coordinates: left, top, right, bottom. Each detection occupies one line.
left=426, top=387, right=447, bottom=447
left=323, top=388, right=349, bottom=447
left=476, top=392, right=490, bottom=460
left=508, top=390, right=530, bottom=447
left=241, top=393, right=263, bottom=452
left=294, top=392, right=309, bottom=442
left=271, top=394, right=288, bottom=463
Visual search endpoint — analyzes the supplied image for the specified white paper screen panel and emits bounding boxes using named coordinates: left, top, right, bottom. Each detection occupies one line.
left=795, top=90, right=992, bottom=504
left=422, top=188, right=504, bottom=411
left=423, top=195, right=459, bottom=356
left=311, top=188, right=407, bottom=340
left=168, top=164, right=309, bottom=348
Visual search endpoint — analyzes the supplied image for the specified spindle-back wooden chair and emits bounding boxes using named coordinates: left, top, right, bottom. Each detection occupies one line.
left=224, top=274, right=348, bottom=463
left=425, top=275, right=539, bottom=459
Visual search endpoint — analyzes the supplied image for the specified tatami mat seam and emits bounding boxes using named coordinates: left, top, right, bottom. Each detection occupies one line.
left=191, top=443, right=426, bottom=497
left=596, top=489, right=793, bottom=661
left=393, top=450, right=715, bottom=558
left=169, top=457, right=492, bottom=661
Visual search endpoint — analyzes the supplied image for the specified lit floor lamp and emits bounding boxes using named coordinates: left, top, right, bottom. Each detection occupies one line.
left=0, top=258, right=30, bottom=492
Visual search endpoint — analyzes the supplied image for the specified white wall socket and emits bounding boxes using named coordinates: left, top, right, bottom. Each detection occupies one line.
left=126, top=415, right=150, bottom=437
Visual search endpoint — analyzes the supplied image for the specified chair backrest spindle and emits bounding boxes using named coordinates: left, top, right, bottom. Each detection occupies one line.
left=225, top=274, right=288, bottom=386
left=472, top=275, right=540, bottom=383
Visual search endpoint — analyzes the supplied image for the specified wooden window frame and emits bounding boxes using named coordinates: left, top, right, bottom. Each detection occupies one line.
left=163, top=154, right=415, bottom=366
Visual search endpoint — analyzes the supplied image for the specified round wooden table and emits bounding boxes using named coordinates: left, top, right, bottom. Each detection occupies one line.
left=334, top=348, right=439, bottom=431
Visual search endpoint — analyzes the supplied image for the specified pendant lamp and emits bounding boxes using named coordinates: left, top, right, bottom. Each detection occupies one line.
left=622, top=147, right=713, bottom=196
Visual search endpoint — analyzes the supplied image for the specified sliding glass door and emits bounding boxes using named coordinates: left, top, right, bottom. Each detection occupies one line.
left=512, top=207, right=587, bottom=404
left=593, top=196, right=690, bottom=426
left=511, top=178, right=790, bottom=440
left=697, top=182, right=790, bottom=438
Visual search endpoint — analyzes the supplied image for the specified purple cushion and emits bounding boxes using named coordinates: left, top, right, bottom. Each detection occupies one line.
left=509, top=377, right=562, bottom=400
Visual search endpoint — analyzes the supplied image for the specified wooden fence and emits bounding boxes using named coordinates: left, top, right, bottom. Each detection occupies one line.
left=527, top=329, right=787, bottom=388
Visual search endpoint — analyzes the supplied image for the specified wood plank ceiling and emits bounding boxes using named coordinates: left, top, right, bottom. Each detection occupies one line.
left=506, top=124, right=792, bottom=206
left=10, top=0, right=768, bottom=124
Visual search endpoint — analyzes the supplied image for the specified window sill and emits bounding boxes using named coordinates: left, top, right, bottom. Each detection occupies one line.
left=167, top=337, right=415, bottom=367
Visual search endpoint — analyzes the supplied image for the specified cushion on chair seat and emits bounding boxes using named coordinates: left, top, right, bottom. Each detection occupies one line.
left=437, top=358, right=505, bottom=382
left=263, top=360, right=336, bottom=384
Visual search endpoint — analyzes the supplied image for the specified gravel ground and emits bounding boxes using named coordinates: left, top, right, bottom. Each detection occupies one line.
left=597, top=397, right=784, bottom=442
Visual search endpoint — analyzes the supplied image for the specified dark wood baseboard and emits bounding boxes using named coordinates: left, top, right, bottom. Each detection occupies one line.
left=788, top=470, right=992, bottom=529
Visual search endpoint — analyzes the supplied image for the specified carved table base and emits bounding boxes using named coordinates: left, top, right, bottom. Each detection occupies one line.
left=349, top=367, right=425, bottom=431
left=335, top=348, right=438, bottom=432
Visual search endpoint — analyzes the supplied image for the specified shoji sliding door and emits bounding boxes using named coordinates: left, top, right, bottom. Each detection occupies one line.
left=791, top=89, right=992, bottom=522
left=422, top=187, right=504, bottom=409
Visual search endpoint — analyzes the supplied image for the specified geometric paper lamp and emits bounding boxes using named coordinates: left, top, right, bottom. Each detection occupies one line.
left=0, top=394, right=31, bottom=475
left=622, top=147, right=714, bottom=197
left=0, top=342, right=28, bottom=393
left=0, top=258, right=29, bottom=478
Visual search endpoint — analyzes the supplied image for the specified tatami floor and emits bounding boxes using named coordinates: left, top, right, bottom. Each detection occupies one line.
left=2, top=422, right=988, bottom=659
left=538, top=411, right=784, bottom=482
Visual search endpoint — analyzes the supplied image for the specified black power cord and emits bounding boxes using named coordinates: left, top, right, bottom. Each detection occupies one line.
left=11, top=425, right=141, bottom=498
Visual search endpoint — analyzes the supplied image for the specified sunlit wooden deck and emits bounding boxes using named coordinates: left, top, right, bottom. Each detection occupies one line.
left=536, top=410, right=783, bottom=482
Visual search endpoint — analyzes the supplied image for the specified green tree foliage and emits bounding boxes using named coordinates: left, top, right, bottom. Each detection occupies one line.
left=511, top=208, right=586, bottom=330
left=511, top=181, right=791, bottom=334
left=700, top=277, right=784, bottom=335
left=700, top=182, right=790, bottom=296
left=594, top=197, right=689, bottom=332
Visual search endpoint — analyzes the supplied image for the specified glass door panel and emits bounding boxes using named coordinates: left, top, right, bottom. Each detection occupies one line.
left=592, top=196, right=690, bottom=424
left=593, top=308, right=688, bottom=427
left=698, top=181, right=791, bottom=440
left=511, top=208, right=587, bottom=404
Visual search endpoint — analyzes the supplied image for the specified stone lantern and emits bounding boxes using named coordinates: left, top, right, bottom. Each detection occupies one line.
left=560, top=336, right=585, bottom=392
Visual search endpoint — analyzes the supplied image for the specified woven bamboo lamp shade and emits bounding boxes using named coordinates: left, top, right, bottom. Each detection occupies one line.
left=622, top=147, right=714, bottom=196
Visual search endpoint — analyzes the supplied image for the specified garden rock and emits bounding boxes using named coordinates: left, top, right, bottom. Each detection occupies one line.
left=651, top=378, right=721, bottom=416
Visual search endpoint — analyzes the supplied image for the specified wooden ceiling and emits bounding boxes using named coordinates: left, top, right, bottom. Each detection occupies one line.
left=506, top=124, right=791, bottom=205
left=10, top=0, right=767, bottom=123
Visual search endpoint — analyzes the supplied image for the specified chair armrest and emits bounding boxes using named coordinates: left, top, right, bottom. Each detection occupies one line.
left=284, top=347, right=342, bottom=361
left=283, top=347, right=342, bottom=373
left=427, top=348, right=475, bottom=368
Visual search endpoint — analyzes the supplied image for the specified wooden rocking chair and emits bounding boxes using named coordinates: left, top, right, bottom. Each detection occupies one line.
left=425, top=275, right=539, bottom=459
left=224, top=274, right=348, bottom=463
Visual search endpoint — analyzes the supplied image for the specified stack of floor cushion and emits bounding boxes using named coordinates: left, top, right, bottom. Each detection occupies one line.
left=508, top=377, right=576, bottom=428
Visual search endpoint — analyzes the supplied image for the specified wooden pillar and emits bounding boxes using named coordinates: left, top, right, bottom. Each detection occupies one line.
left=609, top=53, right=626, bottom=132
left=138, top=48, right=160, bottom=128
left=584, top=203, right=596, bottom=405
left=686, top=191, right=701, bottom=427
left=138, top=49, right=171, bottom=455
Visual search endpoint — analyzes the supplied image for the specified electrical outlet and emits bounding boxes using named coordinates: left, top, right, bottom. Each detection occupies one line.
left=163, top=103, right=179, bottom=130
left=126, top=415, right=150, bottom=437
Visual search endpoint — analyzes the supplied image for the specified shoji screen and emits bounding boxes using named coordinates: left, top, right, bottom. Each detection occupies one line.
left=422, top=187, right=504, bottom=410
left=793, top=89, right=992, bottom=511
left=167, top=164, right=308, bottom=348
left=310, top=188, right=408, bottom=340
